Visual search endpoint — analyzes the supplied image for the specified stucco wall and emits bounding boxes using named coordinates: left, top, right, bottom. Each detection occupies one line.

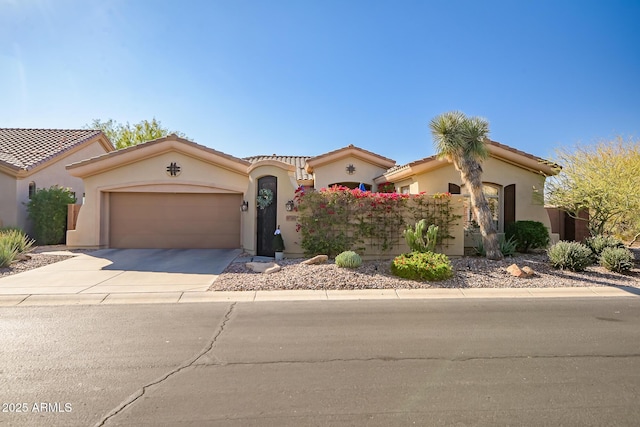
left=67, top=150, right=248, bottom=248
left=412, top=157, right=551, bottom=231
left=312, top=156, right=390, bottom=190
left=11, top=141, right=109, bottom=234
left=246, top=164, right=301, bottom=257
left=0, top=171, right=17, bottom=228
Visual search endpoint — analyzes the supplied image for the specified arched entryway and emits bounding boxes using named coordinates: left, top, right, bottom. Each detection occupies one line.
left=257, top=176, right=277, bottom=256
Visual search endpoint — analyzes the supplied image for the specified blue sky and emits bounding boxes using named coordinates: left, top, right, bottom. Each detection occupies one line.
left=1, top=0, right=639, bottom=166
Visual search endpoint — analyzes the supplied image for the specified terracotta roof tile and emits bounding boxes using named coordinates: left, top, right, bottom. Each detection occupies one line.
left=385, top=140, right=559, bottom=175
left=245, top=155, right=313, bottom=181
left=0, top=128, right=105, bottom=171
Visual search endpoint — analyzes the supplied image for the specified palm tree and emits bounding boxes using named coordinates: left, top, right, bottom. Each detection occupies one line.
left=429, top=111, right=503, bottom=260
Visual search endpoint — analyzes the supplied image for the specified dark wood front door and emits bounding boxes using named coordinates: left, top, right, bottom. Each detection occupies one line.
left=257, top=176, right=277, bottom=256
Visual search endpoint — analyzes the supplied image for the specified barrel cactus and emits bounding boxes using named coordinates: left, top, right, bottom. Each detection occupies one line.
left=335, top=251, right=362, bottom=268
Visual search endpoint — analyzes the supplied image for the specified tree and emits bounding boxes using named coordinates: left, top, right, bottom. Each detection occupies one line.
left=429, top=111, right=503, bottom=260
left=545, top=137, right=640, bottom=244
left=26, top=186, right=76, bottom=245
left=86, top=118, right=187, bottom=149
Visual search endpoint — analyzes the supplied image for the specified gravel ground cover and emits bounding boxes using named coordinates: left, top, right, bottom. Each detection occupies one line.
left=211, top=250, right=640, bottom=291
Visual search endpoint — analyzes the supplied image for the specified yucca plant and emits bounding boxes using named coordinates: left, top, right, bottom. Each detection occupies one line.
left=0, top=242, right=18, bottom=268
left=0, top=229, right=35, bottom=255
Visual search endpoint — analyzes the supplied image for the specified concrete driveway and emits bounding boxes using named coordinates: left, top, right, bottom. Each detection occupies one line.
left=0, top=249, right=241, bottom=302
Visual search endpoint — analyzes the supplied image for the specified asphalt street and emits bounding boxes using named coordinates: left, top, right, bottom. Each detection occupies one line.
left=1, top=298, right=640, bottom=426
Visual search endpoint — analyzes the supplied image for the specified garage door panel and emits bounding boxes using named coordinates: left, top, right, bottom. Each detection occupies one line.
left=109, top=193, right=241, bottom=249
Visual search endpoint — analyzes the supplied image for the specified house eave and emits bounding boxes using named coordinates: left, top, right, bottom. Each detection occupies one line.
left=67, top=136, right=250, bottom=178
left=305, top=146, right=396, bottom=173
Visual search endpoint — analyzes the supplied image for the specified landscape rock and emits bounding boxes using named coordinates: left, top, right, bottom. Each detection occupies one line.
left=264, top=265, right=281, bottom=274
left=507, top=264, right=535, bottom=278
left=521, top=266, right=535, bottom=277
left=246, top=262, right=281, bottom=273
left=506, top=264, right=523, bottom=277
left=302, top=255, right=328, bottom=265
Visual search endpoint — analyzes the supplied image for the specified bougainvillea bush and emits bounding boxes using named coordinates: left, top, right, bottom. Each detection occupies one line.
left=295, top=186, right=460, bottom=257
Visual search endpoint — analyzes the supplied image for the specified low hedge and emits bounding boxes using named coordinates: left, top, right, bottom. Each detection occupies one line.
left=391, top=251, right=453, bottom=281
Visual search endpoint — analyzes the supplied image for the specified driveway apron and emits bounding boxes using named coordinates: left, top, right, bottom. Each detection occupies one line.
left=0, top=249, right=241, bottom=296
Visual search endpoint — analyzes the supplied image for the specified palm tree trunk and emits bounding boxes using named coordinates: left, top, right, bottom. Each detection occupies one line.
left=456, top=158, right=503, bottom=260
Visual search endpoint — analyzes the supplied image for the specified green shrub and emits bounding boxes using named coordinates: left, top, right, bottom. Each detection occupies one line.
left=391, top=251, right=453, bottom=281
left=335, top=251, right=362, bottom=268
left=0, top=241, right=18, bottom=268
left=600, top=247, right=634, bottom=273
left=547, top=241, right=593, bottom=272
left=585, top=235, right=625, bottom=258
left=403, top=220, right=438, bottom=253
left=474, top=235, right=518, bottom=257
left=505, top=221, right=550, bottom=252
left=26, top=186, right=76, bottom=245
left=0, top=229, right=34, bottom=255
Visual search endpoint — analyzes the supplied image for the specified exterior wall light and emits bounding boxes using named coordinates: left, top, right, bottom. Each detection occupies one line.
left=241, top=200, right=249, bottom=212
left=285, top=200, right=295, bottom=212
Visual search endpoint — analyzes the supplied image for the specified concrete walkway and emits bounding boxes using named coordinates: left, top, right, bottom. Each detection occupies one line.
left=0, top=249, right=638, bottom=306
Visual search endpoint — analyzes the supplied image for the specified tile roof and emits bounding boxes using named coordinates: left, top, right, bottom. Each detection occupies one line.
left=0, top=128, right=105, bottom=171
left=384, top=140, right=560, bottom=176
left=245, top=155, right=313, bottom=181
left=67, top=134, right=251, bottom=170
left=306, top=144, right=396, bottom=167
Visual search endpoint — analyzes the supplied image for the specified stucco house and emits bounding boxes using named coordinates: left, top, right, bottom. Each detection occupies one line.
left=0, top=129, right=114, bottom=235
left=65, top=134, right=559, bottom=257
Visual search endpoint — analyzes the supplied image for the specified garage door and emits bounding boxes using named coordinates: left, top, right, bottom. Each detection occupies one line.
left=109, top=192, right=241, bottom=249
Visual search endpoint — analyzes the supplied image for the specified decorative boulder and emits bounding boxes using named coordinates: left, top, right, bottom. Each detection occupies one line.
left=302, top=255, right=329, bottom=265
left=521, top=266, right=535, bottom=277
left=507, top=264, right=535, bottom=278
left=246, top=262, right=281, bottom=274
left=506, top=264, right=524, bottom=277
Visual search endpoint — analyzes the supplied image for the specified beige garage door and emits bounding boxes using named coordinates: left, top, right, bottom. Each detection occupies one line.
left=109, top=192, right=241, bottom=249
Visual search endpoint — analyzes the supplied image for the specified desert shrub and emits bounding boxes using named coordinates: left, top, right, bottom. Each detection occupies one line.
left=547, top=241, right=593, bottom=272
left=505, top=221, right=550, bottom=252
left=26, top=186, right=76, bottom=245
left=599, top=247, right=634, bottom=273
left=0, top=241, right=18, bottom=268
left=335, top=251, right=362, bottom=268
left=0, top=229, right=34, bottom=255
left=0, top=226, right=23, bottom=233
left=585, top=235, right=625, bottom=259
left=474, top=235, right=518, bottom=257
left=391, top=251, right=453, bottom=281
left=403, top=220, right=438, bottom=253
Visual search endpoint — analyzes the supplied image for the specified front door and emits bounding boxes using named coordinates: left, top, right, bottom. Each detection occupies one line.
left=257, top=176, right=277, bottom=256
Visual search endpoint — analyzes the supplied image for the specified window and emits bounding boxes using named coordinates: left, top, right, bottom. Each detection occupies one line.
left=400, top=185, right=410, bottom=194
left=462, top=184, right=501, bottom=232
left=28, top=182, right=36, bottom=199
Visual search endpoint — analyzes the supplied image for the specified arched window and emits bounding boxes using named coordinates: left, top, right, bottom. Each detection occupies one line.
left=461, top=183, right=502, bottom=232
left=28, top=182, right=36, bottom=199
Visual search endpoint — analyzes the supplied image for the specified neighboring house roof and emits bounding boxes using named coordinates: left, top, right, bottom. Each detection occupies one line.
left=305, top=144, right=396, bottom=173
left=0, top=128, right=113, bottom=175
left=67, top=134, right=251, bottom=177
left=245, top=155, right=313, bottom=181
left=380, top=139, right=560, bottom=182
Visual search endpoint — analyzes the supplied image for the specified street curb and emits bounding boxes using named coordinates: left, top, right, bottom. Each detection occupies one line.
left=1, top=286, right=639, bottom=307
